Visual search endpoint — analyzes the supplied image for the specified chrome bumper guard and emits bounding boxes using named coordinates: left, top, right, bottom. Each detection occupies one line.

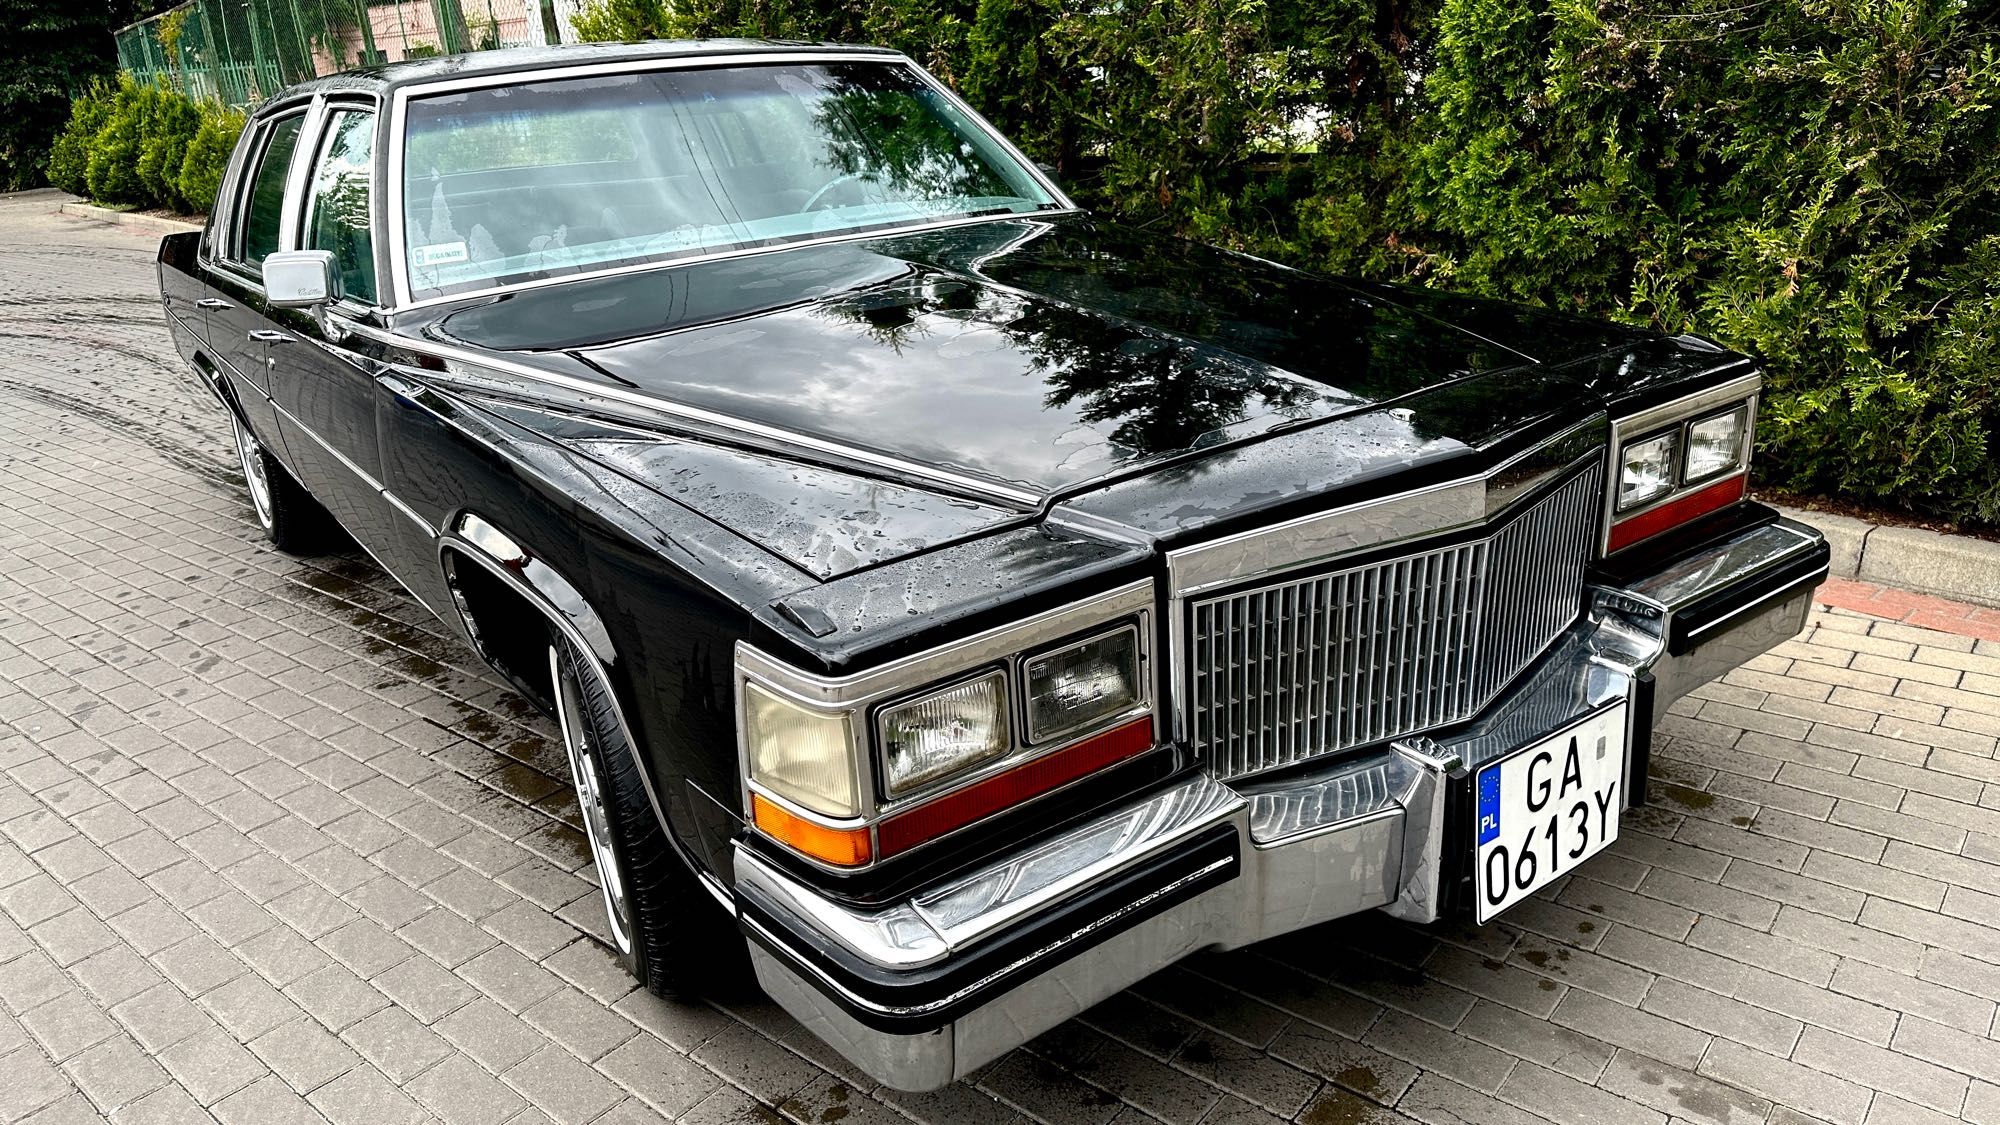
left=739, top=516, right=1829, bottom=1090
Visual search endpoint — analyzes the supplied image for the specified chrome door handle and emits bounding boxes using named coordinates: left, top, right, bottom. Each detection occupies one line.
left=195, top=298, right=234, bottom=310
left=247, top=330, right=291, bottom=344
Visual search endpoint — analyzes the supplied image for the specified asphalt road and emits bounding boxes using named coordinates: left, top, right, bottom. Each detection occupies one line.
left=5, top=189, right=2000, bottom=1125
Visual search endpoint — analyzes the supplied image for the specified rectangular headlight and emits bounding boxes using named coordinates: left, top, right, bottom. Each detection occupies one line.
left=1617, top=430, right=1678, bottom=512
left=743, top=682, right=859, bottom=817
left=1684, top=405, right=1748, bottom=483
left=1025, top=627, right=1141, bottom=742
left=878, top=671, right=1009, bottom=798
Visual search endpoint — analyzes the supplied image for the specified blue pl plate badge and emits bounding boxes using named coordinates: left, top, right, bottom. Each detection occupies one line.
left=1477, top=767, right=1502, bottom=844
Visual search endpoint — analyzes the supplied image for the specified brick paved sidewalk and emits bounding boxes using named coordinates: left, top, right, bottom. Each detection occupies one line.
left=5, top=187, right=2000, bottom=1125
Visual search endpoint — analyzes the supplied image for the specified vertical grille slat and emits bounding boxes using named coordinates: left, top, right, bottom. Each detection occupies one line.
left=1187, top=464, right=1602, bottom=780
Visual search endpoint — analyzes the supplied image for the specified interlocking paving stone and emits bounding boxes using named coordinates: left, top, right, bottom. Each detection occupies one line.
left=12, top=190, right=2000, bottom=1123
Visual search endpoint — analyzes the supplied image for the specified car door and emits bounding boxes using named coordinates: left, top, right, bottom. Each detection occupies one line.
left=206, top=108, right=311, bottom=480
left=263, top=102, right=445, bottom=604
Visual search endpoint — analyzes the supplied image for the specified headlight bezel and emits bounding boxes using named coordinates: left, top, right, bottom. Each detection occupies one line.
left=1021, top=623, right=1146, bottom=746
left=734, top=581, right=1158, bottom=871
left=1605, top=372, right=1760, bottom=553
left=874, top=666, right=1013, bottom=800
left=1682, top=403, right=1750, bottom=485
left=1615, top=429, right=1681, bottom=513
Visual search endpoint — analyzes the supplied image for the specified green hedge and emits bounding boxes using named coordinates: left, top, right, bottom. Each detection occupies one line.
left=572, top=0, right=2000, bottom=526
left=0, top=0, right=152, bottom=192
left=48, top=78, right=243, bottom=215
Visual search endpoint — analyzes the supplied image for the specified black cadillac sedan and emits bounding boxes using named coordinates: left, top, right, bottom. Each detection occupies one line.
left=157, top=40, right=1830, bottom=1090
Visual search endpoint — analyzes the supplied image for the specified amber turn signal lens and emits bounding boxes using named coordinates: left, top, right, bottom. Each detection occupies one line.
left=751, top=793, right=872, bottom=866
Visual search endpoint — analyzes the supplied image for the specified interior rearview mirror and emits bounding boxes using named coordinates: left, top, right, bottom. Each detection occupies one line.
left=262, top=250, right=338, bottom=308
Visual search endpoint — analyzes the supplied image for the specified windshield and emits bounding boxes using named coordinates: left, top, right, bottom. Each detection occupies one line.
left=398, top=61, right=1059, bottom=300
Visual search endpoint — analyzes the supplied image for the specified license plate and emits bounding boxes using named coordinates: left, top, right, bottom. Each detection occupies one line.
left=1474, top=702, right=1629, bottom=923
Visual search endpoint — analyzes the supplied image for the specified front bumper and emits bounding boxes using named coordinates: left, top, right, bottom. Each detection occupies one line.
left=738, top=515, right=1829, bottom=1090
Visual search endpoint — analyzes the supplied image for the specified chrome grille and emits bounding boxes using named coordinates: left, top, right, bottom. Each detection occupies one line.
left=1187, top=464, right=1603, bottom=780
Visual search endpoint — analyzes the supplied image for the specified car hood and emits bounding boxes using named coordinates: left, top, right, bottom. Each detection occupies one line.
left=423, top=214, right=1645, bottom=504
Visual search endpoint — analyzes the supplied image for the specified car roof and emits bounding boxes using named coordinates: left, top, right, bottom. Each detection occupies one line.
left=256, top=39, right=903, bottom=114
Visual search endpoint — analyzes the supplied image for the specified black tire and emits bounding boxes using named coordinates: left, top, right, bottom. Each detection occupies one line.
left=229, top=410, right=337, bottom=555
left=549, top=638, right=746, bottom=999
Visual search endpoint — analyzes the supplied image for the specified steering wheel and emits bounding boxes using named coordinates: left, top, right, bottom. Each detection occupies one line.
left=800, top=172, right=866, bottom=213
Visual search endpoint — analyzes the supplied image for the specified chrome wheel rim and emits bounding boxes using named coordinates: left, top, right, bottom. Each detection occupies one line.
left=233, top=418, right=274, bottom=529
left=550, top=647, right=636, bottom=957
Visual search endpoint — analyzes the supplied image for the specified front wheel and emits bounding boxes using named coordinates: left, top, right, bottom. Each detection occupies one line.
left=548, top=639, right=744, bottom=999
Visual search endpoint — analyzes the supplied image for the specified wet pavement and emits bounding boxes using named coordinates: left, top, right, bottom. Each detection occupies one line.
left=6, top=189, right=2000, bottom=1125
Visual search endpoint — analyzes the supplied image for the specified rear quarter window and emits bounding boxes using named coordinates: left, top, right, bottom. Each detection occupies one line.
left=237, top=114, right=305, bottom=269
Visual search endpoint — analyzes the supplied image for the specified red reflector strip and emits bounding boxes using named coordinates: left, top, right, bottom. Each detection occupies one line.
left=877, top=716, right=1156, bottom=859
left=1608, top=475, right=1747, bottom=554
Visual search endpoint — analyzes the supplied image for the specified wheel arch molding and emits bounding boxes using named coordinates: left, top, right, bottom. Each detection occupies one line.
left=436, top=511, right=675, bottom=834
left=439, top=509, right=619, bottom=673
left=438, top=508, right=740, bottom=917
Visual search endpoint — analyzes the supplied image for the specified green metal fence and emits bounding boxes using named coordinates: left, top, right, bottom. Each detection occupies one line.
left=114, top=0, right=565, bottom=108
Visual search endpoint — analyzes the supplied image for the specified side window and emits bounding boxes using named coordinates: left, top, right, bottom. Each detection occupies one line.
left=238, top=114, right=305, bottom=269
left=303, top=110, right=377, bottom=306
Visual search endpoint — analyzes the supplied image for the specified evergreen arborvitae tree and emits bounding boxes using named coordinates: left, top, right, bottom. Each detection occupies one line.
left=0, top=0, right=151, bottom=190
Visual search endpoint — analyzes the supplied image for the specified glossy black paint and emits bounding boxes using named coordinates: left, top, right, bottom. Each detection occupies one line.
left=160, top=45, right=1762, bottom=898
left=436, top=214, right=1540, bottom=496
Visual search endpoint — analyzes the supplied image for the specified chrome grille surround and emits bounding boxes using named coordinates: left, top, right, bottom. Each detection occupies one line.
left=1179, top=461, right=1604, bottom=780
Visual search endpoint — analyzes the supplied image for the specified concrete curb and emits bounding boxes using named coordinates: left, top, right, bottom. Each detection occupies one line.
left=1777, top=504, right=2000, bottom=609
left=56, top=200, right=202, bottom=236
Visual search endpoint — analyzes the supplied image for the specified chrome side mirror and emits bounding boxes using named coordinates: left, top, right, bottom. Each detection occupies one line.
left=262, top=250, right=337, bottom=308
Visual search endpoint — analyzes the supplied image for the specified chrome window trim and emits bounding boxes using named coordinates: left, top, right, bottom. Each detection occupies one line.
left=274, top=97, right=325, bottom=263
left=1603, top=371, right=1761, bottom=551
left=735, top=580, right=1156, bottom=870
left=384, top=52, right=1076, bottom=311
left=210, top=101, right=321, bottom=287
left=295, top=97, right=385, bottom=312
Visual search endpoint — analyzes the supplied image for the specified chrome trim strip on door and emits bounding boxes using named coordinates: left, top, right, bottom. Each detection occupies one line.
left=381, top=489, right=437, bottom=538
left=266, top=385, right=436, bottom=541
left=339, top=320, right=1045, bottom=510
left=383, top=51, right=1076, bottom=311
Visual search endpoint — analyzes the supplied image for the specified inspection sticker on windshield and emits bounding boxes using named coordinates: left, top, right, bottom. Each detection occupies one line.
left=1474, top=702, right=1627, bottom=923
left=412, top=241, right=468, bottom=267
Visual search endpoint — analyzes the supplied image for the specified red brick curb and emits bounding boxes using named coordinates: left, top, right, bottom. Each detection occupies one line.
left=1815, top=576, right=2000, bottom=642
